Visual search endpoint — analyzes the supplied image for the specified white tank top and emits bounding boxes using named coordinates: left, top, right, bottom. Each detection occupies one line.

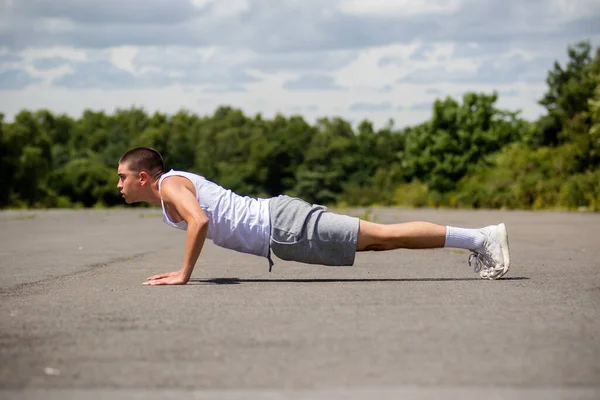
left=158, top=169, right=271, bottom=258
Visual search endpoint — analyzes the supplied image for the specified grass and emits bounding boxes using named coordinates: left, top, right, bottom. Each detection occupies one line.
left=138, top=212, right=163, bottom=219
left=358, top=208, right=378, bottom=222
left=450, top=249, right=467, bottom=254
left=11, top=213, right=37, bottom=221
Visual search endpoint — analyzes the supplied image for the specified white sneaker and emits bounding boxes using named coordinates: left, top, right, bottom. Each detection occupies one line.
left=468, top=223, right=511, bottom=280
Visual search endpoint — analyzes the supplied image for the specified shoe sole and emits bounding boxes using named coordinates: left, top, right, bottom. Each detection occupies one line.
left=494, top=223, right=510, bottom=279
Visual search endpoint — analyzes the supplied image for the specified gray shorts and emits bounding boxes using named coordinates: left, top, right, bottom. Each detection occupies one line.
left=268, top=195, right=360, bottom=267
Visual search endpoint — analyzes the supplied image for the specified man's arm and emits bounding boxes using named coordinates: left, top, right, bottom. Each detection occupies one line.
left=143, top=177, right=209, bottom=286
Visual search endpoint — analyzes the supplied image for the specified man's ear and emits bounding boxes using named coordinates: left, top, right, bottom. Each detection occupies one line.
left=139, top=171, right=150, bottom=185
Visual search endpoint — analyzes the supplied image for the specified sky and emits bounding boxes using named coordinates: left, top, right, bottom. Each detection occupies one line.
left=1, top=0, right=599, bottom=128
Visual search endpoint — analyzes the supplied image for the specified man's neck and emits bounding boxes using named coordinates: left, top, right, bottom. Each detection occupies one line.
left=146, top=180, right=162, bottom=207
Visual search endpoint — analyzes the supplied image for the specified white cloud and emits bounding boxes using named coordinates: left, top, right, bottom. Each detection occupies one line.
left=107, top=46, right=138, bottom=73
left=16, top=47, right=87, bottom=84
left=0, top=74, right=555, bottom=128
left=33, top=17, right=76, bottom=33
left=335, top=42, right=479, bottom=90
left=0, top=0, right=599, bottom=128
left=210, top=0, right=250, bottom=18
left=190, top=0, right=216, bottom=8
left=335, top=44, right=418, bottom=88
left=337, top=0, right=461, bottom=16
left=190, top=0, right=249, bottom=18
left=23, top=46, right=88, bottom=62
left=30, top=64, right=74, bottom=83
left=132, top=46, right=252, bottom=72
left=551, top=0, right=600, bottom=20
left=422, top=42, right=455, bottom=62
left=196, top=46, right=217, bottom=63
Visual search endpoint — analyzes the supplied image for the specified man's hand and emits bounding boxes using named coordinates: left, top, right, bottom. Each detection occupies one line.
left=143, top=270, right=189, bottom=286
left=155, top=176, right=209, bottom=286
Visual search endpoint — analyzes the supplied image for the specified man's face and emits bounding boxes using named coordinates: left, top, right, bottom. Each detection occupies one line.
left=117, top=163, right=142, bottom=204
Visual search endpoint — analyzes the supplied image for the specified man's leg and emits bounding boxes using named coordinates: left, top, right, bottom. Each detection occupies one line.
left=356, top=220, right=448, bottom=251
left=355, top=219, right=510, bottom=280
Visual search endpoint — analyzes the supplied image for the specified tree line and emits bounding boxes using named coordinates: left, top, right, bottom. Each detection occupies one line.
left=1, top=41, right=599, bottom=211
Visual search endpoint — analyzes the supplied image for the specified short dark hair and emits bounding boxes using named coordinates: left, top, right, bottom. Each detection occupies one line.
left=119, top=147, right=165, bottom=179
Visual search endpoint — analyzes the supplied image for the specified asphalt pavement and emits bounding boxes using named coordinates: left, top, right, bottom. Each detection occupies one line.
left=1, top=207, right=599, bottom=399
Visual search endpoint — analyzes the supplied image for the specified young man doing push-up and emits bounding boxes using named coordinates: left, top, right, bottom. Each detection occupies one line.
left=116, top=147, right=510, bottom=286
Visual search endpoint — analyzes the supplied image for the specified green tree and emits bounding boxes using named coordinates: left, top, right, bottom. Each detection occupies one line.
left=1, top=39, right=599, bottom=211
left=589, top=66, right=600, bottom=162
left=1, top=111, right=53, bottom=206
left=534, top=41, right=598, bottom=147
left=262, top=114, right=315, bottom=196
left=0, top=113, right=10, bottom=207
left=51, top=158, right=119, bottom=207
left=401, top=92, right=523, bottom=194
left=293, top=117, right=358, bottom=204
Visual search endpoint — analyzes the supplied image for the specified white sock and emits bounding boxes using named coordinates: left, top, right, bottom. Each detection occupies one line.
left=445, top=226, right=485, bottom=250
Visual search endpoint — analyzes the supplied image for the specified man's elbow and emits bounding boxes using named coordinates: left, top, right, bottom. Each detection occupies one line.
left=188, top=215, right=209, bottom=230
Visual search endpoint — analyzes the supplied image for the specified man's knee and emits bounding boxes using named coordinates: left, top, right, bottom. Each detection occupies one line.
left=356, top=220, right=392, bottom=251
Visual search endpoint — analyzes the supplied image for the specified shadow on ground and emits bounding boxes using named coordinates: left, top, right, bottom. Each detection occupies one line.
left=188, top=277, right=530, bottom=285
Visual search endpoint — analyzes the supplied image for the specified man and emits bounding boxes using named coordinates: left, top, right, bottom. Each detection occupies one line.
left=117, top=147, right=510, bottom=286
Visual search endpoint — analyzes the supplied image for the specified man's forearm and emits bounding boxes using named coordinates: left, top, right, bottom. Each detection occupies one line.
left=180, top=220, right=208, bottom=280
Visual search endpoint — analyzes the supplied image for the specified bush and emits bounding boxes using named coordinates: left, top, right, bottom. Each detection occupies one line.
left=452, top=142, right=596, bottom=210
left=558, top=170, right=600, bottom=210
left=393, top=181, right=430, bottom=207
